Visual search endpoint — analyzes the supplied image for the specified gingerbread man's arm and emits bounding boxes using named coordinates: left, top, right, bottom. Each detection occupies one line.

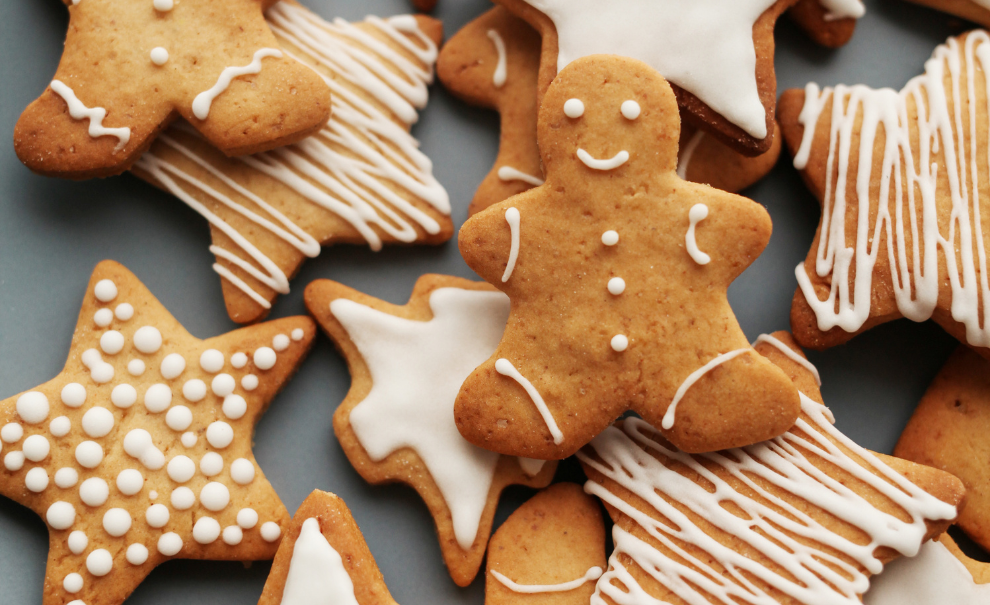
left=459, top=192, right=539, bottom=287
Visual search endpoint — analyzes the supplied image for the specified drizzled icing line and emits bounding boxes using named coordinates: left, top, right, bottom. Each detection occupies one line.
left=494, top=358, right=563, bottom=445
left=577, top=149, right=629, bottom=171
left=685, top=203, right=711, bottom=265
left=753, top=333, right=822, bottom=386
left=502, top=208, right=520, bottom=282
left=497, top=166, right=545, bottom=186
left=793, top=32, right=990, bottom=347
left=580, top=395, right=958, bottom=605
left=50, top=80, right=131, bottom=151
left=487, top=29, right=508, bottom=88
left=491, top=566, right=603, bottom=593
left=192, top=48, right=283, bottom=120
left=819, top=0, right=866, bottom=20
left=660, top=348, right=748, bottom=429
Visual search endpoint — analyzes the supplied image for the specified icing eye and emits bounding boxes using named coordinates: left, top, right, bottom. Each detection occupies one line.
left=621, top=100, right=641, bottom=120
left=564, top=98, right=585, bottom=119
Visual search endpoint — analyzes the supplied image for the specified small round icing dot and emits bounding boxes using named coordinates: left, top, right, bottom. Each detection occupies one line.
left=182, top=379, right=207, bottom=402
left=144, top=384, right=172, bottom=413
left=158, top=532, right=183, bottom=556
left=16, top=392, right=49, bottom=424
left=116, top=469, right=144, bottom=495
left=260, top=522, right=281, bottom=542
left=230, top=352, right=248, bottom=369
left=171, top=487, right=196, bottom=510
left=237, top=508, right=258, bottom=529
left=199, top=452, right=223, bottom=477
left=100, top=330, right=125, bottom=355
left=128, top=359, right=146, bottom=376
left=563, top=98, right=585, bottom=118
left=94, top=308, right=114, bottom=327
left=206, top=421, right=234, bottom=449
left=291, top=328, right=304, bottom=341
left=133, top=326, right=163, bottom=354
left=25, top=467, right=49, bottom=492
left=1, top=423, right=23, bottom=443
left=602, top=230, right=620, bottom=246
left=222, top=395, right=246, bottom=420
left=211, top=373, right=235, bottom=397
left=4, top=451, right=25, bottom=471
left=79, top=478, right=110, bottom=507
left=165, top=406, right=192, bottom=431
left=167, top=455, right=195, bottom=483
left=23, top=434, right=51, bottom=462
left=253, top=347, right=276, bottom=370
left=82, top=349, right=115, bottom=384
left=115, top=303, right=134, bottom=321
left=68, top=530, right=88, bottom=554
left=126, top=543, right=149, bottom=565
left=46, top=501, right=76, bottom=529
left=621, top=99, right=642, bottom=120
left=241, top=374, right=259, bottom=391
left=150, top=46, right=169, bottom=66
left=611, top=334, right=629, bottom=352
left=230, top=458, right=255, bottom=485
left=103, top=508, right=132, bottom=537
left=49, top=416, right=71, bottom=437
left=64, top=573, right=83, bottom=593
left=111, top=384, right=138, bottom=408
left=123, top=428, right=152, bottom=457
left=153, top=0, right=174, bottom=11
left=200, top=482, right=230, bottom=511
left=200, top=349, right=225, bottom=373
left=82, top=406, right=114, bottom=437
left=94, top=279, right=118, bottom=302
left=181, top=431, right=197, bottom=448
left=75, top=440, right=103, bottom=468
left=193, top=517, right=221, bottom=544
left=222, top=525, right=243, bottom=545
left=146, top=504, right=170, bottom=528
left=160, top=353, right=186, bottom=380
left=86, top=549, right=113, bottom=576
left=149, top=490, right=158, bottom=500
left=608, top=277, right=626, bottom=295
left=55, top=467, right=79, bottom=488
left=272, top=334, right=290, bottom=351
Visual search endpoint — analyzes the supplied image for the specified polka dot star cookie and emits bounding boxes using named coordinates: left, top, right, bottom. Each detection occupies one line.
left=0, top=260, right=315, bottom=605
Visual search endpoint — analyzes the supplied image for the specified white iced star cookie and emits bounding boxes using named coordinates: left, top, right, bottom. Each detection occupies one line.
left=304, top=274, right=556, bottom=586
left=865, top=534, right=990, bottom=605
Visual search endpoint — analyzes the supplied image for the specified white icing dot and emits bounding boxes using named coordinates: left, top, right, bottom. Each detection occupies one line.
left=160, top=353, right=186, bottom=380
left=602, top=230, right=620, bottom=246
left=133, top=326, right=163, bottom=354
left=199, top=482, right=230, bottom=511
left=16, top=392, right=49, bottom=424
left=222, top=395, right=246, bottom=420
left=236, top=508, right=258, bottom=529
left=46, top=501, right=76, bottom=529
left=206, top=422, right=233, bottom=449
left=115, top=303, right=134, bottom=321
left=272, top=334, right=290, bottom=351
left=181, top=431, right=197, bottom=448
left=79, top=477, right=109, bottom=507
left=150, top=46, right=169, bottom=66
left=241, top=375, right=259, bottom=391
left=116, top=469, right=144, bottom=495
left=1, top=423, right=23, bottom=443
left=94, top=279, right=118, bottom=302
left=75, top=441, right=103, bottom=468
left=144, top=384, right=172, bottom=413
left=126, top=543, right=149, bottom=565
left=86, top=549, right=113, bottom=576
left=564, top=98, right=585, bottom=118
left=167, top=455, right=196, bottom=483
left=4, top=451, right=25, bottom=471
left=608, top=277, right=626, bottom=295
left=64, top=572, right=83, bottom=593
left=253, top=347, right=276, bottom=371
left=127, top=359, right=146, bottom=376
left=260, top=522, right=281, bottom=542
left=49, top=416, right=71, bottom=437
left=182, top=379, right=206, bottom=402
left=222, top=525, right=243, bottom=545
left=68, top=530, right=88, bottom=554
left=230, top=458, right=255, bottom=485
left=23, top=434, right=50, bottom=461
left=111, top=384, right=138, bottom=408
left=621, top=99, right=641, bottom=120
left=199, top=452, right=223, bottom=477
left=200, top=349, right=225, bottom=373
left=193, top=517, right=221, bottom=544
left=55, top=467, right=79, bottom=488
left=149, top=490, right=158, bottom=500
left=82, top=349, right=114, bottom=384
left=146, top=504, right=170, bottom=528
left=291, top=328, right=304, bottom=341
left=230, top=353, right=248, bottom=369
left=211, top=374, right=235, bottom=397
left=171, top=487, right=195, bottom=510
left=165, top=406, right=193, bottom=432
left=153, top=0, right=174, bottom=11
left=100, top=330, right=125, bottom=355
left=94, top=308, right=114, bottom=327
left=25, top=467, right=49, bottom=492
left=103, top=508, right=132, bottom=537
left=82, top=406, right=114, bottom=437
left=123, top=429, right=165, bottom=470
left=158, top=532, right=182, bottom=556
left=611, top=334, right=629, bottom=352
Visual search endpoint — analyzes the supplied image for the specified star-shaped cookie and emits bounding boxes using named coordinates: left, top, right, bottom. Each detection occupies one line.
left=778, top=30, right=990, bottom=357
left=304, top=274, right=556, bottom=586
left=131, top=1, right=450, bottom=325
left=14, top=0, right=332, bottom=180
left=865, top=534, right=990, bottom=604
left=0, top=260, right=315, bottom=605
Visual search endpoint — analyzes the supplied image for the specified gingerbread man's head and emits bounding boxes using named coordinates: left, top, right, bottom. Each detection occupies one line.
left=538, top=55, right=680, bottom=184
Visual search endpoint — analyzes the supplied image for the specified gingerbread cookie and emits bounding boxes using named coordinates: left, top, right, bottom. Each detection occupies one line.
left=304, top=274, right=557, bottom=586
left=789, top=0, right=864, bottom=48
left=865, top=534, right=990, bottom=604
left=436, top=7, right=784, bottom=217
left=486, top=483, right=606, bottom=605
left=578, top=331, right=965, bottom=605
left=779, top=30, right=990, bottom=356
left=900, top=0, right=990, bottom=28
left=131, top=1, right=449, bottom=324
left=0, top=260, right=315, bottom=605
left=13, top=0, right=332, bottom=180
left=455, top=55, right=801, bottom=459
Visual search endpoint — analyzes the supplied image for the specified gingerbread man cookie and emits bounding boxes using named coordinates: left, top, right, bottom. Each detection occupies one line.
left=305, top=274, right=556, bottom=586
left=865, top=534, right=990, bottom=604
left=455, top=55, right=801, bottom=459
left=0, top=260, right=315, bottom=605
left=779, top=30, right=990, bottom=357
left=14, top=0, right=333, bottom=180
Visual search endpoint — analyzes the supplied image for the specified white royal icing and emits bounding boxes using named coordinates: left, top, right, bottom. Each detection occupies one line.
left=660, top=348, right=749, bottom=429
left=192, top=48, right=284, bottom=120
left=280, top=518, right=360, bottom=605
left=497, top=166, right=545, bottom=186
left=752, top=333, right=822, bottom=386
left=50, top=80, right=131, bottom=151
left=685, top=203, right=711, bottom=265
left=576, top=149, right=629, bottom=171
left=865, top=539, right=990, bottom=605
left=491, top=566, right=603, bottom=593
left=502, top=207, right=521, bottom=282
left=819, top=0, right=865, bottom=20
left=495, top=358, right=564, bottom=445
left=676, top=130, right=704, bottom=180
left=487, top=29, right=508, bottom=88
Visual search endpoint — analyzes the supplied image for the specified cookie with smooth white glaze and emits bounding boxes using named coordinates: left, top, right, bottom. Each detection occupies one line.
left=865, top=534, right=990, bottom=605
left=131, top=1, right=449, bottom=324
left=13, top=0, right=331, bottom=180
left=788, top=0, right=864, bottom=48
left=455, top=55, right=801, bottom=459
left=900, top=0, right=990, bottom=28
left=486, top=483, right=606, bottom=605
left=578, top=330, right=966, bottom=605
left=779, top=30, right=990, bottom=356
left=0, top=260, right=315, bottom=605
left=304, top=274, right=557, bottom=587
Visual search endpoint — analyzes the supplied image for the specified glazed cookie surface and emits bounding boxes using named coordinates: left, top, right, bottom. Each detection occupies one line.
left=865, top=534, right=990, bottom=604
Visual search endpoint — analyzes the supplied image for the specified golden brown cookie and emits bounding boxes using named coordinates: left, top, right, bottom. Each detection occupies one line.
left=454, top=55, right=801, bottom=459
left=131, top=1, right=449, bottom=325
left=788, top=0, right=863, bottom=48
left=0, top=260, right=315, bottom=605
left=486, top=483, right=606, bottom=605
left=304, top=274, right=557, bottom=587
left=779, top=30, right=990, bottom=358
left=864, top=534, right=990, bottom=604
left=579, top=331, right=966, bottom=605
left=901, top=0, right=990, bottom=28
left=13, top=0, right=332, bottom=180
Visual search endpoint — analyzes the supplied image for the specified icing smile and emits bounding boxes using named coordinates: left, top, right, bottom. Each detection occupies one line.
left=576, top=148, right=629, bottom=171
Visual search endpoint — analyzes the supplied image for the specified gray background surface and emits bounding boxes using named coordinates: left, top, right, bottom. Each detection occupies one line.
left=0, top=0, right=984, bottom=603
